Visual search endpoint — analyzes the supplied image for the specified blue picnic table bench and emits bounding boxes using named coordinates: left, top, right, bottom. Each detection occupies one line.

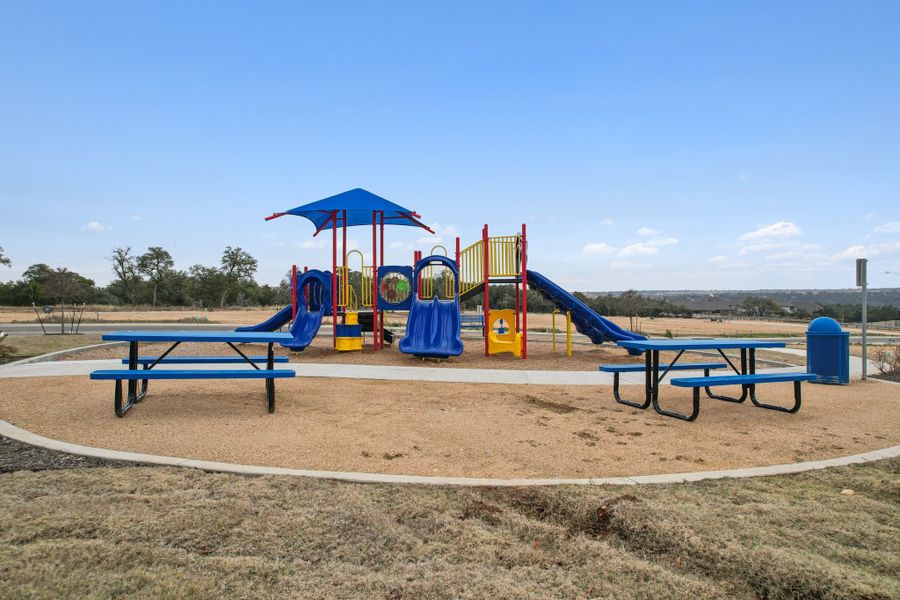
left=611, top=338, right=815, bottom=421
left=90, top=331, right=296, bottom=417
left=460, top=314, right=485, bottom=335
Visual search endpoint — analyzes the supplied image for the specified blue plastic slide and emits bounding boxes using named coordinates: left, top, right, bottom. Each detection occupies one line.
left=235, top=270, right=332, bottom=351
left=235, top=305, right=293, bottom=333
left=526, top=270, right=646, bottom=354
left=399, top=256, right=464, bottom=358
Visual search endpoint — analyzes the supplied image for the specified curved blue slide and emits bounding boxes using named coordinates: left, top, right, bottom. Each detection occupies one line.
left=399, top=256, right=464, bottom=358
left=236, top=305, right=293, bottom=333
left=526, top=270, right=646, bottom=355
left=235, top=270, right=332, bottom=352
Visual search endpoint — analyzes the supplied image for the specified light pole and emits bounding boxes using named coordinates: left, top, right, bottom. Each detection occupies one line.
left=856, top=259, right=868, bottom=381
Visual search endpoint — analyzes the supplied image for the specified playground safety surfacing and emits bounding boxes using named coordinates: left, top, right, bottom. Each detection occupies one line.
left=0, top=372, right=897, bottom=480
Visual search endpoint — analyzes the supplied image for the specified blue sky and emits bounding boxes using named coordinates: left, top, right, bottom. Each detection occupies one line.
left=1, top=1, right=898, bottom=291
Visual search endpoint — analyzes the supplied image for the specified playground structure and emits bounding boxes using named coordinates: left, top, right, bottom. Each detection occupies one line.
left=241, top=188, right=645, bottom=359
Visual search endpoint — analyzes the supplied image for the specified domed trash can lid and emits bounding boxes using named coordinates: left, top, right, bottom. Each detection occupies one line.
left=806, top=316, right=844, bottom=335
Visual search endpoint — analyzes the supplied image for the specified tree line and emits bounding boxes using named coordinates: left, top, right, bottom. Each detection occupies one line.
left=735, top=297, right=900, bottom=322
left=0, top=246, right=290, bottom=308
left=1, top=244, right=897, bottom=321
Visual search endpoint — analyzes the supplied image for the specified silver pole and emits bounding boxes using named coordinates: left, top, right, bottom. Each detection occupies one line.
left=857, top=258, right=868, bottom=381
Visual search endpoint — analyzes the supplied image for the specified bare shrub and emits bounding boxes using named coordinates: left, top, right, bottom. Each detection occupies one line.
left=872, top=339, right=900, bottom=379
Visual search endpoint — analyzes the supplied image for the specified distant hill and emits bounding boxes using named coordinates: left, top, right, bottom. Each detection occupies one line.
left=582, top=288, right=900, bottom=307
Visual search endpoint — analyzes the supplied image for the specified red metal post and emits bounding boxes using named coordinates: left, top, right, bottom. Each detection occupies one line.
left=342, top=209, right=347, bottom=271
left=455, top=237, right=460, bottom=268
left=379, top=211, right=385, bottom=266
left=483, top=224, right=489, bottom=357
left=521, top=223, right=528, bottom=360
left=414, top=250, right=422, bottom=299
left=291, top=264, right=298, bottom=321
left=372, top=211, right=378, bottom=351
left=379, top=211, right=385, bottom=349
left=331, top=211, right=338, bottom=348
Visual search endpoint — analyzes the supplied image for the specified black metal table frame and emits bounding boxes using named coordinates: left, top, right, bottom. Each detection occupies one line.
left=617, top=347, right=799, bottom=421
left=117, top=340, right=277, bottom=417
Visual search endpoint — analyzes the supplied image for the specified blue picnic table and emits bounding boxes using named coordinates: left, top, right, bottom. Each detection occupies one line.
left=91, top=331, right=295, bottom=417
left=615, top=338, right=814, bottom=421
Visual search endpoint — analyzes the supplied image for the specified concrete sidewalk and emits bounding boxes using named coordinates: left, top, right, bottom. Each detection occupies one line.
left=0, top=346, right=882, bottom=385
left=0, top=357, right=805, bottom=385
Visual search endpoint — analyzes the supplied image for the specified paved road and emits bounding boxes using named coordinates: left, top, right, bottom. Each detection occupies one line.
left=0, top=323, right=238, bottom=335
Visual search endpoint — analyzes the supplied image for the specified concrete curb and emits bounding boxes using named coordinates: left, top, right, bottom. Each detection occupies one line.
left=2, top=419, right=897, bottom=487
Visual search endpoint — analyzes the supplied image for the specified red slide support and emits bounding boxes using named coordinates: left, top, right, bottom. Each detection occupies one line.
left=483, top=224, right=489, bottom=357
left=331, top=210, right=338, bottom=348
left=372, top=210, right=379, bottom=351
left=379, top=210, right=385, bottom=349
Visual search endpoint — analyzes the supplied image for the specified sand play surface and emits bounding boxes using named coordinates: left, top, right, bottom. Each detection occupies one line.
left=0, top=374, right=896, bottom=479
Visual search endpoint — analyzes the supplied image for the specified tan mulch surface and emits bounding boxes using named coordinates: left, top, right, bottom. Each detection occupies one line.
left=0, top=374, right=896, bottom=479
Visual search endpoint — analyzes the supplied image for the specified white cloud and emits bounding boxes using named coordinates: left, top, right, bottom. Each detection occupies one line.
left=582, top=242, right=617, bottom=255
left=864, top=213, right=875, bottom=221
left=874, top=221, right=900, bottom=234
left=611, top=236, right=679, bottom=258
left=618, top=243, right=659, bottom=257
left=600, top=218, right=614, bottom=226
left=645, top=237, right=678, bottom=247
left=340, top=238, right=362, bottom=252
left=708, top=255, right=729, bottom=264
left=418, top=236, right=443, bottom=246
left=390, top=240, right=414, bottom=252
left=833, top=241, right=900, bottom=260
left=131, top=215, right=144, bottom=221
left=427, top=222, right=458, bottom=238
left=610, top=261, right=632, bottom=270
left=832, top=245, right=868, bottom=260
left=739, top=221, right=802, bottom=241
left=301, top=239, right=325, bottom=249
left=764, top=246, right=828, bottom=262
left=738, top=240, right=797, bottom=255
left=636, top=227, right=660, bottom=237
left=82, top=221, right=111, bottom=232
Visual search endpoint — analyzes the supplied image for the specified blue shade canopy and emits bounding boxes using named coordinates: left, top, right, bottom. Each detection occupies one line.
left=266, top=188, right=433, bottom=235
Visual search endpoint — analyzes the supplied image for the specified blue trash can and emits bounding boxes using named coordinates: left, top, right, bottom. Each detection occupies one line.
left=806, top=317, right=850, bottom=384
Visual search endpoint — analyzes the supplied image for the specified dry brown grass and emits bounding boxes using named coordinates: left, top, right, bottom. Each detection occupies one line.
left=9, top=304, right=895, bottom=336
left=0, top=334, right=104, bottom=364
left=0, top=459, right=897, bottom=599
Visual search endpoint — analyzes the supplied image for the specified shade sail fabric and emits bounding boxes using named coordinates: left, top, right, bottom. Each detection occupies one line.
left=268, top=188, right=431, bottom=234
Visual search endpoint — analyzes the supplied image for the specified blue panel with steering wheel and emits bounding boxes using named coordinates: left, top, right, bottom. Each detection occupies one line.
left=376, top=265, right=414, bottom=311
